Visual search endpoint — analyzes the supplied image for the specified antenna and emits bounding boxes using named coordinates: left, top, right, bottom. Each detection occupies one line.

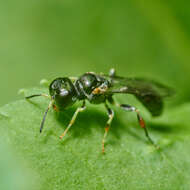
left=40, top=100, right=54, bottom=133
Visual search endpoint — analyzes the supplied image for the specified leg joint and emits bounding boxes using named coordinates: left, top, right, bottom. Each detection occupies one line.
left=120, top=104, right=136, bottom=112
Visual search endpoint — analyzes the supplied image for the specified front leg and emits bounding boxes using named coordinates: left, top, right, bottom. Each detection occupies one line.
left=60, top=101, right=86, bottom=139
left=102, top=103, right=114, bottom=153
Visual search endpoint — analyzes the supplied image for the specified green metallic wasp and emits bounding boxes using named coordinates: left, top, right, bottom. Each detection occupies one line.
left=26, top=69, right=173, bottom=153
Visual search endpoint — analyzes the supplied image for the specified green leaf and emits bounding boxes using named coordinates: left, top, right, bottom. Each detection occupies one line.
left=0, top=88, right=190, bottom=190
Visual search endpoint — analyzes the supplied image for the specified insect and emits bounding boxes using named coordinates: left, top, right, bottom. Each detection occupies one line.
left=26, top=69, right=173, bottom=153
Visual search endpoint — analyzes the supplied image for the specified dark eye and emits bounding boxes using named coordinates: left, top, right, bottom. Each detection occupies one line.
left=52, top=83, right=59, bottom=89
left=49, top=78, right=63, bottom=96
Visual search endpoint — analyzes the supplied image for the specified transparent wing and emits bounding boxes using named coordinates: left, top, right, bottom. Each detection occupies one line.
left=102, top=75, right=174, bottom=116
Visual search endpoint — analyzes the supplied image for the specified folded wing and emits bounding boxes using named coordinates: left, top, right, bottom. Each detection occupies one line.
left=103, top=75, right=174, bottom=116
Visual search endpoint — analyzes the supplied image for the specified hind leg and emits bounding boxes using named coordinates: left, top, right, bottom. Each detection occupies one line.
left=118, top=104, right=158, bottom=148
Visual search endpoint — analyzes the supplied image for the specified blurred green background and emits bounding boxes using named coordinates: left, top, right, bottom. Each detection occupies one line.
left=1, top=0, right=190, bottom=106
left=1, top=1, right=190, bottom=189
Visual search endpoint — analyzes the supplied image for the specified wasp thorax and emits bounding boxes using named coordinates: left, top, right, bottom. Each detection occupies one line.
left=76, top=73, right=98, bottom=94
left=49, top=78, right=77, bottom=109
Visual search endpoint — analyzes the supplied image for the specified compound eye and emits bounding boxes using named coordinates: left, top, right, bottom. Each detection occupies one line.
left=49, top=79, right=62, bottom=96
left=52, top=82, right=59, bottom=90
left=53, top=84, right=61, bottom=94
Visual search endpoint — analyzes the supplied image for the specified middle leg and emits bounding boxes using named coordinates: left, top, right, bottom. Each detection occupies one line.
left=102, top=103, right=114, bottom=153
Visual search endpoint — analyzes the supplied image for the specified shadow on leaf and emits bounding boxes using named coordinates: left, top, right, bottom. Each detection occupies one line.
left=53, top=106, right=166, bottom=148
left=149, top=122, right=186, bottom=134
left=27, top=99, right=181, bottom=152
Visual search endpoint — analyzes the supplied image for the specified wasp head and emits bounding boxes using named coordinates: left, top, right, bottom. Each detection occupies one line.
left=49, top=78, right=77, bottom=110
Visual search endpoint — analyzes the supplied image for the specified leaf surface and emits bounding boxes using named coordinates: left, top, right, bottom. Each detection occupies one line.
left=0, top=88, right=189, bottom=190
